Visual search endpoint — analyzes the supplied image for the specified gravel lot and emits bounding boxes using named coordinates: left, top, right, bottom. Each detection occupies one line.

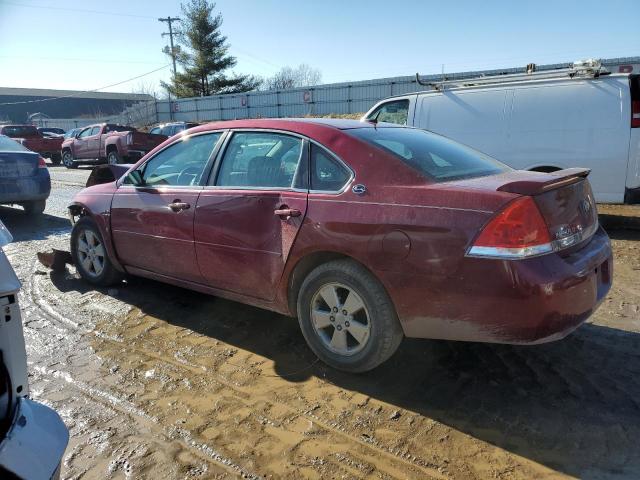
left=2, top=165, right=640, bottom=479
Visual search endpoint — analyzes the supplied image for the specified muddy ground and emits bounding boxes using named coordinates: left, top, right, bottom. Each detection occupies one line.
left=2, top=166, right=640, bottom=479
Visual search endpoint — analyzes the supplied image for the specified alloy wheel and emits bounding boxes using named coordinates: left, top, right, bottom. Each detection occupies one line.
left=310, top=282, right=371, bottom=356
left=76, top=229, right=105, bottom=278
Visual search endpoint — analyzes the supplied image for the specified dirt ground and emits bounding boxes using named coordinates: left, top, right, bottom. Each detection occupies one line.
left=2, top=166, right=640, bottom=479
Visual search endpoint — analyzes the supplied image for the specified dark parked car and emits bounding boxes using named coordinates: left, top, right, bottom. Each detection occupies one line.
left=0, top=135, right=50, bottom=215
left=68, top=119, right=612, bottom=372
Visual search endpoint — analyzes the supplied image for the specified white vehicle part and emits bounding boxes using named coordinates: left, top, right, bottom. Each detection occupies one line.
left=0, top=398, right=68, bottom=479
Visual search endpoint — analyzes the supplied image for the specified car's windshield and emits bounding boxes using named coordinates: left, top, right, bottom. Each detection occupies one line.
left=347, top=127, right=509, bottom=182
left=2, top=126, right=38, bottom=137
left=0, top=135, right=30, bottom=152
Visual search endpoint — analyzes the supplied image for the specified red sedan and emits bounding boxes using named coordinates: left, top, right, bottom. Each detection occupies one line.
left=68, top=119, right=612, bottom=372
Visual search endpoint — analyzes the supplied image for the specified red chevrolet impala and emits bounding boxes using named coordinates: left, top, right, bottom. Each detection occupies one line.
left=68, top=119, right=612, bottom=372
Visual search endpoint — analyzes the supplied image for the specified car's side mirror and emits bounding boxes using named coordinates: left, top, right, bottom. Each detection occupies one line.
left=126, top=170, right=144, bottom=186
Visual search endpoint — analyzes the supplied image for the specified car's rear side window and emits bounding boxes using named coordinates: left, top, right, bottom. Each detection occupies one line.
left=347, top=127, right=508, bottom=182
left=310, top=144, right=351, bottom=192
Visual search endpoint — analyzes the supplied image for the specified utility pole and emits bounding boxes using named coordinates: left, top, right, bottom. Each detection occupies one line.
left=159, top=16, right=180, bottom=121
left=158, top=16, right=179, bottom=78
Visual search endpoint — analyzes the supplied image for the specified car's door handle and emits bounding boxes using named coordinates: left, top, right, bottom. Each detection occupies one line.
left=274, top=207, right=301, bottom=219
left=169, top=201, right=190, bottom=212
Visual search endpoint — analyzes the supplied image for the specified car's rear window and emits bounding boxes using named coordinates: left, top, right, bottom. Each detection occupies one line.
left=347, top=127, right=509, bottom=182
left=0, top=135, right=30, bottom=151
left=105, top=125, right=135, bottom=133
left=1, top=126, right=38, bottom=137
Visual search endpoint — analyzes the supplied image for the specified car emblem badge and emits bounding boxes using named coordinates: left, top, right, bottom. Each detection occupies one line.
left=352, top=184, right=367, bottom=195
left=579, top=198, right=592, bottom=216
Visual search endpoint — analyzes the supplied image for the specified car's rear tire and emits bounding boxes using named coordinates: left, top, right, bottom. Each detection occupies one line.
left=62, top=150, right=77, bottom=169
left=107, top=150, right=121, bottom=165
left=297, top=259, right=404, bottom=373
left=71, top=217, right=123, bottom=286
left=51, top=153, right=61, bottom=166
left=22, top=200, right=46, bottom=216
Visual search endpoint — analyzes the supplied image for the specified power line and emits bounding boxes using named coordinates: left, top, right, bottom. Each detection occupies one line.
left=3, top=0, right=157, bottom=19
left=0, top=64, right=171, bottom=106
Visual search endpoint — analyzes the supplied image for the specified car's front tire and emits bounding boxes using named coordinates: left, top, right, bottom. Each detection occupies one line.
left=22, top=200, right=46, bottom=216
left=107, top=150, right=121, bottom=165
left=71, top=217, right=122, bottom=286
left=297, top=259, right=404, bottom=373
left=62, top=150, right=77, bottom=169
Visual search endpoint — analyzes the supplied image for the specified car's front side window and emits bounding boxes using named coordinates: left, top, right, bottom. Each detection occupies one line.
left=215, top=131, right=304, bottom=188
left=78, top=128, right=92, bottom=138
left=368, top=99, right=410, bottom=125
left=128, top=133, right=222, bottom=187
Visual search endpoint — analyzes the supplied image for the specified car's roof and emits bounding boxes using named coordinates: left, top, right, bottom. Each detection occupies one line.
left=190, top=117, right=401, bottom=134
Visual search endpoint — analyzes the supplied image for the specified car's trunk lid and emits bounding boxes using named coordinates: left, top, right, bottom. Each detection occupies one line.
left=0, top=151, right=40, bottom=178
left=454, top=168, right=598, bottom=251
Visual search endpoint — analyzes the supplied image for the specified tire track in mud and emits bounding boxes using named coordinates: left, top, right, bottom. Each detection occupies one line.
left=23, top=251, right=451, bottom=479
left=19, top=254, right=264, bottom=480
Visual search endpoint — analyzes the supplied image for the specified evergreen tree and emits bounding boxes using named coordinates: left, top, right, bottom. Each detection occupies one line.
left=162, top=1, right=260, bottom=98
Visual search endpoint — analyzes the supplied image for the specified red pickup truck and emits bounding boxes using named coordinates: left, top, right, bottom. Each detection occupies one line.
left=0, top=125, right=64, bottom=165
left=60, top=123, right=167, bottom=169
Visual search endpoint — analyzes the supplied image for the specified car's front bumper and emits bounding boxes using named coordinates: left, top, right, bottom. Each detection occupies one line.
left=0, top=171, right=51, bottom=204
left=0, top=397, right=68, bottom=480
left=394, top=226, right=613, bottom=343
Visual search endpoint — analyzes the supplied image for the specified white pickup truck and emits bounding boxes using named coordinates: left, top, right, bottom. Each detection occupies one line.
left=364, top=62, right=640, bottom=204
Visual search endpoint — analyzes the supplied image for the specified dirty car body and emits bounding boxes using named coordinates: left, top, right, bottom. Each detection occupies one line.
left=0, top=221, right=69, bottom=479
left=68, top=119, right=613, bottom=372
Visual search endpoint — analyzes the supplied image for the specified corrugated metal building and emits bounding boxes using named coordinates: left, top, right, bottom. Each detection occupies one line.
left=0, top=87, right=153, bottom=123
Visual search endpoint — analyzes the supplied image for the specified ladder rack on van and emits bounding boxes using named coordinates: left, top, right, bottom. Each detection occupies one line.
left=417, top=59, right=610, bottom=91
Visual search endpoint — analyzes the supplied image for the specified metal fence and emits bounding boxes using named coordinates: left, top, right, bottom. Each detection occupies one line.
left=38, top=56, right=640, bottom=130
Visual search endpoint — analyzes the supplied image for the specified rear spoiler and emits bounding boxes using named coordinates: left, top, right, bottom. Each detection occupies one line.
left=497, top=168, right=590, bottom=196
left=86, top=164, right=134, bottom=188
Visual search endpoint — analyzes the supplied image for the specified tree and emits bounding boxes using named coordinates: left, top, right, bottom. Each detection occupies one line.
left=162, top=0, right=260, bottom=98
left=263, top=64, right=322, bottom=91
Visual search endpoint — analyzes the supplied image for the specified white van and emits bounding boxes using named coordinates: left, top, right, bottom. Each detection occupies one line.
left=363, top=67, right=640, bottom=204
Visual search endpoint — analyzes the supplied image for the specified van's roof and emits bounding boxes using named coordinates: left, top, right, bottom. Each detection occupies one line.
left=380, top=72, right=634, bottom=101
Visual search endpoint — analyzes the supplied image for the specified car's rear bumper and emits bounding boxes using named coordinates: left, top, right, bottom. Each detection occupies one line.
left=0, top=171, right=51, bottom=204
left=0, top=397, right=68, bottom=480
left=394, top=226, right=613, bottom=343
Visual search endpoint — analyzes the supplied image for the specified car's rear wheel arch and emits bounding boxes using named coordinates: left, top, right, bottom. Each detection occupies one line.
left=287, top=251, right=398, bottom=321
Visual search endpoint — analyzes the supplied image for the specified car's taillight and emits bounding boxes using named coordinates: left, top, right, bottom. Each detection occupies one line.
left=38, top=156, right=47, bottom=168
left=467, top=196, right=553, bottom=259
left=632, top=100, right=640, bottom=128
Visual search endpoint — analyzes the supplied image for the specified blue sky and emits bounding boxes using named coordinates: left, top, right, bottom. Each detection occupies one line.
left=0, top=0, right=638, bottom=94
